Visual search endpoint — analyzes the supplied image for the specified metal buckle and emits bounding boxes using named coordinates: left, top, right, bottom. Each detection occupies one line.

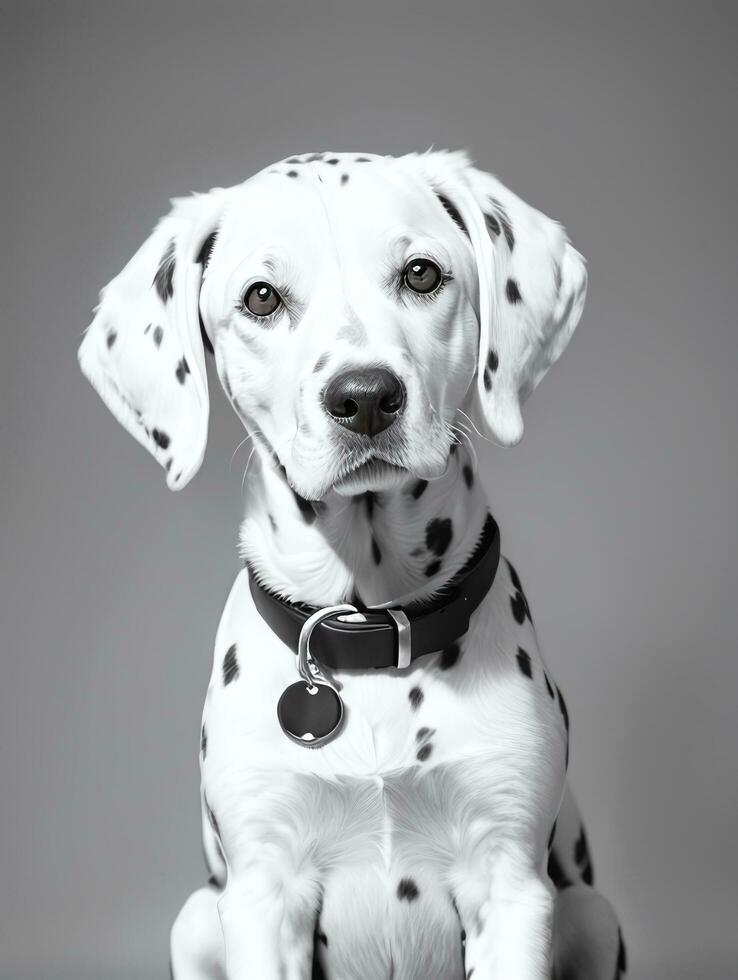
left=385, top=608, right=412, bottom=669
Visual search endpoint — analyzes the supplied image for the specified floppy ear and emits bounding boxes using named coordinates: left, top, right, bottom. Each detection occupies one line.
left=413, top=150, right=587, bottom=446
left=78, top=189, right=227, bottom=489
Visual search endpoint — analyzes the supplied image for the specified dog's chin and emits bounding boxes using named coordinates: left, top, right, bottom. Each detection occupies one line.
left=332, top=459, right=409, bottom=496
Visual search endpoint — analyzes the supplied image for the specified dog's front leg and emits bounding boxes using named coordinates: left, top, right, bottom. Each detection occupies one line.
left=460, top=851, right=555, bottom=980
left=218, top=866, right=315, bottom=980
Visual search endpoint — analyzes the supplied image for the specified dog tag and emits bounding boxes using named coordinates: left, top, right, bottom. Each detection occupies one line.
left=277, top=680, right=344, bottom=747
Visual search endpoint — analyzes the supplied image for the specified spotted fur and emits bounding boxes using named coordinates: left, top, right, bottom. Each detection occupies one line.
left=79, top=149, right=621, bottom=980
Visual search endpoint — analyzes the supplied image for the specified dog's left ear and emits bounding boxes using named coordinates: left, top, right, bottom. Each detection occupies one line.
left=78, top=189, right=228, bottom=489
left=411, top=151, right=587, bottom=446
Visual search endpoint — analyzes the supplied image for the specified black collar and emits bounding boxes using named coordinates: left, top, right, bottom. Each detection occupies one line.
left=248, top=512, right=500, bottom=670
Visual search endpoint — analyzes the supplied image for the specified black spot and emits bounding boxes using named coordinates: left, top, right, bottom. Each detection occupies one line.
left=439, top=643, right=460, bottom=670
left=340, top=173, right=349, bottom=185
left=408, top=686, right=423, bottom=710
left=152, top=428, right=170, bottom=450
left=316, top=930, right=328, bottom=946
left=286, top=156, right=302, bottom=163
left=501, top=216, right=515, bottom=251
left=306, top=153, right=325, bottom=161
left=313, top=352, right=329, bottom=373
left=410, top=479, right=428, bottom=500
left=416, top=726, right=434, bottom=741
left=144, top=322, right=152, bottom=334
left=487, top=349, right=499, bottom=374
left=153, top=325, right=164, bottom=347
left=397, top=878, right=419, bottom=901
left=196, top=231, right=218, bottom=269
left=484, top=212, right=501, bottom=238
left=484, top=368, right=493, bottom=391
left=355, top=156, right=371, bottom=162
left=449, top=443, right=457, bottom=455
left=268, top=513, right=277, bottom=532
left=200, top=315, right=214, bottom=354
left=175, top=357, right=190, bottom=384
left=544, top=673, right=555, bottom=699
left=574, top=825, right=588, bottom=865
left=201, top=724, right=207, bottom=758
left=165, top=458, right=172, bottom=472
left=516, top=647, right=533, bottom=679
left=505, top=278, right=522, bottom=304
left=511, top=592, right=527, bottom=624
left=153, top=239, right=176, bottom=302
left=106, top=330, right=117, bottom=349
left=425, top=517, right=453, bottom=556
left=425, top=559, right=442, bottom=577
left=467, top=970, right=475, bottom=980
left=547, top=849, right=572, bottom=890
left=490, top=200, right=515, bottom=251
left=581, top=857, right=594, bottom=886
left=617, top=928, right=627, bottom=975
left=506, top=559, right=532, bottom=624
left=287, top=170, right=299, bottom=178
left=327, top=158, right=340, bottom=165
left=557, top=687, right=570, bottom=732
left=462, top=465, right=474, bottom=489
left=207, top=874, right=218, bottom=887
left=548, top=820, right=557, bottom=851
left=222, top=643, right=239, bottom=685
left=574, top=826, right=595, bottom=885
left=416, top=743, right=433, bottom=761
left=371, top=536, right=382, bottom=565
left=436, top=193, right=470, bottom=238
left=292, top=489, right=316, bottom=524
left=365, top=491, right=376, bottom=520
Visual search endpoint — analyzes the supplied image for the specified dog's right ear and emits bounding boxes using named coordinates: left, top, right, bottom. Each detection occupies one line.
left=78, top=188, right=228, bottom=489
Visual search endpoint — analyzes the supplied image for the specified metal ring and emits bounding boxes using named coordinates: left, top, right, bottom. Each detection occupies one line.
left=296, top=603, right=357, bottom=686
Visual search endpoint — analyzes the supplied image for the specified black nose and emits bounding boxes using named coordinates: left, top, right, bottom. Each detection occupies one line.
left=323, top=368, right=406, bottom=437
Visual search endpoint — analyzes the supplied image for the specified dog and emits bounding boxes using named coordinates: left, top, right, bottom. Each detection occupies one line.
left=79, top=150, right=625, bottom=979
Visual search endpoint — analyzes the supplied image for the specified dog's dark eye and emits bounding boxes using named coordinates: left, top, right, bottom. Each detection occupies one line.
left=243, top=281, right=282, bottom=317
left=403, top=258, right=443, bottom=294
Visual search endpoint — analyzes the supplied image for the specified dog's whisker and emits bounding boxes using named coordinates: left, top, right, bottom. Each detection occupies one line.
left=240, top=446, right=258, bottom=496
left=229, top=434, right=254, bottom=472
left=456, top=407, right=499, bottom=446
left=449, top=423, right=479, bottom=473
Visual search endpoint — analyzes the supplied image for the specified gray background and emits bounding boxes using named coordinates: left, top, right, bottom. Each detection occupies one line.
left=2, top=1, right=737, bottom=977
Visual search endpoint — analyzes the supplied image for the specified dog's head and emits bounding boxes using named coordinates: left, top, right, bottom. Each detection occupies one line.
left=78, top=150, right=586, bottom=498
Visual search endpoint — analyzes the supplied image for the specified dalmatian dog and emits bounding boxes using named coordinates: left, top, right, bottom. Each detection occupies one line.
left=78, top=150, right=626, bottom=980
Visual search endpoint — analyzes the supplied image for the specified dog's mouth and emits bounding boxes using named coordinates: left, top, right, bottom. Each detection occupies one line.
left=333, top=458, right=408, bottom=495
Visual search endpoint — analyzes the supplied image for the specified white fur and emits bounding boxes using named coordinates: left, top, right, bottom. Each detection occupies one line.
left=78, top=150, right=623, bottom=979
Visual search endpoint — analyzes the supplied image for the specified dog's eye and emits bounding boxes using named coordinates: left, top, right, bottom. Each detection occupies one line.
left=242, top=281, right=282, bottom=318
left=403, top=258, right=443, bottom=295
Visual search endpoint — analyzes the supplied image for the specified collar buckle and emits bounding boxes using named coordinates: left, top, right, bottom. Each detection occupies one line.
left=385, top=608, right=412, bottom=669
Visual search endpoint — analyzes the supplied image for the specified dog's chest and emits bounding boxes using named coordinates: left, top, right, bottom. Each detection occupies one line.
left=202, top=570, right=542, bottom=859
left=200, top=569, right=558, bottom=979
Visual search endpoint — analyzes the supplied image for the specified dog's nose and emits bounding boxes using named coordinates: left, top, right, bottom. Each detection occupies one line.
left=323, top=368, right=406, bottom=437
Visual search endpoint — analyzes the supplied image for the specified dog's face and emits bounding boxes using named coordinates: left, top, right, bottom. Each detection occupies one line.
left=79, top=151, right=587, bottom=495
left=203, top=156, right=479, bottom=498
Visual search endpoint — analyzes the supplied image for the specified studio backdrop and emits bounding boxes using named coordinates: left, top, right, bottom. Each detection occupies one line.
left=2, top=2, right=737, bottom=978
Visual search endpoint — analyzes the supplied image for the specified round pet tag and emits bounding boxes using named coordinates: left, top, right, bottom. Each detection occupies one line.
left=277, top=680, right=344, bottom=747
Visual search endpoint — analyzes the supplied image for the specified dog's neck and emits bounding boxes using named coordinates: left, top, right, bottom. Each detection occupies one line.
left=239, top=446, right=489, bottom=608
